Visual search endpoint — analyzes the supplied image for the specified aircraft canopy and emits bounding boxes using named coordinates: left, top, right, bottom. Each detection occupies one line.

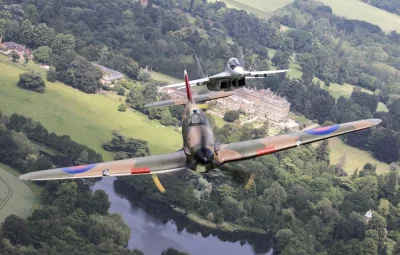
left=229, top=58, right=241, bottom=70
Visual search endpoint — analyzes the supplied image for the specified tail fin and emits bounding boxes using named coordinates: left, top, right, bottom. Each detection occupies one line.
left=184, top=69, right=193, bottom=102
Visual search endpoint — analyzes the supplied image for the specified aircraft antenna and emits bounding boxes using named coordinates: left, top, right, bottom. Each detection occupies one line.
left=195, top=53, right=206, bottom=78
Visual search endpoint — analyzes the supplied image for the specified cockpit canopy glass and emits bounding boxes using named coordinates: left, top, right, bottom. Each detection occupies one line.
left=188, top=109, right=206, bottom=126
left=229, top=58, right=241, bottom=70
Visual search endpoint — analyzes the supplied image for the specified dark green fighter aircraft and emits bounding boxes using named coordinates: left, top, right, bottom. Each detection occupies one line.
left=19, top=70, right=381, bottom=184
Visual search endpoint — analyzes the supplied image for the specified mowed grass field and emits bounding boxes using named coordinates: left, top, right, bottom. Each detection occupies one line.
left=0, top=164, right=36, bottom=223
left=319, top=0, right=400, bottom=33
left=216, top=0, right=400, bottom=33
left=210, top=0, right=292, bottom=17
left=0, top=55, right=182, bottom=161
left=328, top=138, right=389, bottom=174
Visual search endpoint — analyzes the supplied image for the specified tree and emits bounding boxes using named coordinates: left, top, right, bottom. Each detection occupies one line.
left=17, top=72, right=46, bottom=93
left=377, top=199, right=390, bottom=218
left=23, top=53, right=29, bottom=65
left=33, top=23, right=55, bottom=47
left=51, top=33, right=75, bottom=55
left=88, top=214, right=131, bottom=246
left=88, top=190, right=110, bottom=215
left=0, top=215, right=30, bottom=245
left=20, top=20, right=34, bottom=46
left=118, top=104, right=127, bottom=112
left=360, top=238, right=378, bottom=255
left=373, top=135, right=399, bottom=163
left=0, top=18, right=6, bottom=37
left=138, top=69, right=151, bottom=83
left=33, top=46, right=52, bottom=64
left=64, top=56, right=102, bottom=93
left=265, top=181, right=287, bottom=213
left=10, top=50, right=19, bottom=62
left=316, top=140, right=330, bottom=164
left=223, top=110, right=239, bottom=122
left=161, top=247, right=190, bottom=255
left=52, top=182, right=79, bottom=214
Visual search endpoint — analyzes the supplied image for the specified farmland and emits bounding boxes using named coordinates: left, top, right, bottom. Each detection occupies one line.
left=214, top=0, right=400, bottom=33
left=0, top=55, right=182, bottom=161
left=0, top=164, right=36, bottom=223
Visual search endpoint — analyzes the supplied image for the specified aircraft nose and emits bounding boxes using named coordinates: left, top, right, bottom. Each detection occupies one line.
left=234, top=67, right=245, bottom=75
left=194, top=147, right=214, bottom=164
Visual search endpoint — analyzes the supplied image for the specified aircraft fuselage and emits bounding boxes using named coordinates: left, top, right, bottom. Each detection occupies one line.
left=181, top=102, right=216, bottom=167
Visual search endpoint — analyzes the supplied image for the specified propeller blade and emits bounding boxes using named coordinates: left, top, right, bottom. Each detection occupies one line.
left=197, top=103, right=209, bottom=109
left=152, top=174, right=166, bottom=193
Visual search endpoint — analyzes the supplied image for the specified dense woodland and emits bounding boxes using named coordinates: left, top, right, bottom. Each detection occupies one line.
left=1, top=0, right=400, bottom=254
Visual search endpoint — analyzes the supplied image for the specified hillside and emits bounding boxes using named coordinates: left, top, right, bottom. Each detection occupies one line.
left=215, top=0, right=400, bottom=33
left=0, top=56, right=182, bottom=161
left=319, top=0, right=400, bottom=33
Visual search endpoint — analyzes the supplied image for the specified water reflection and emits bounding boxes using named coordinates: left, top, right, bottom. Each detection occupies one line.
left=94, top=177, right=273, bottom=255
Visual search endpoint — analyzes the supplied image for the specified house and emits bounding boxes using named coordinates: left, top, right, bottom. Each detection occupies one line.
left=92, top=63, right=125, bottom=86
left=1, top=41, right=33, bottom=59
left=217, top=87, right=291, bottom=123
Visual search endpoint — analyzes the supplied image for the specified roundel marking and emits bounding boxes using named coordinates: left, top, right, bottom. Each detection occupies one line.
left=304, top=125, right=340, bottom=135
left=62, top=164, right=97, bottom=174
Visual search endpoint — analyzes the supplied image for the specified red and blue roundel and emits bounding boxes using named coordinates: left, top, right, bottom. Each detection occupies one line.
left=62, top=164, right=97, bottom=174
left=305, top=125, right=340, bottom=135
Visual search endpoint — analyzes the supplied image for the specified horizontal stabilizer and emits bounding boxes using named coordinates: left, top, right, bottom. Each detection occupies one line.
left=194, top=91, right=234, bottom=103
left=144, top=98, right=187, bottom=108
left=145, top=91, right=234, bottom=108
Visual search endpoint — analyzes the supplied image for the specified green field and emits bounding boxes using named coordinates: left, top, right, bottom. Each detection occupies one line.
left=0, top=56, right=181, bottom=161
left=0, top=164, right=36, bottom=223
left=216, top=0, right=400, bottom=33
left=319, top=0, right=400, bottom=33
left=150, top=71, right=181, bottom=84
left=328, top=138, right=389, bottom=174
left=210, top=0, right=292, bottom=17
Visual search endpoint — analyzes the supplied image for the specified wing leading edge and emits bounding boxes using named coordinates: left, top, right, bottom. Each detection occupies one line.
left=19, top=150, right=190, bottom=181
left=216, top=119, right=381, bottom=164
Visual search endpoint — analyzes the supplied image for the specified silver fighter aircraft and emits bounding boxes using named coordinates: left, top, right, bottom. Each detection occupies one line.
left=163, top=57, right=289, bottom=91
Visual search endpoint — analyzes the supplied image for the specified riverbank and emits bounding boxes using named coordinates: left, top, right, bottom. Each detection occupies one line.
left=172, top=207, right=267, bottom=235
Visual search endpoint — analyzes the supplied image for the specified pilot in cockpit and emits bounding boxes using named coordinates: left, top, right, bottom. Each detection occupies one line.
left=229, top=58, right=241, bottom=70
left=188, top=109, right=205, bottom=126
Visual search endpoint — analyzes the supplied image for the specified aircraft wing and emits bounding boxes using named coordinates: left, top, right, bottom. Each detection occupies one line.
left=162, top=77, right=210, bottom=89
left=215, top=119, right=381, bottom=164
left=19, top=150, right=190, bottom=181
left=245, top=69, right=290, bottom=77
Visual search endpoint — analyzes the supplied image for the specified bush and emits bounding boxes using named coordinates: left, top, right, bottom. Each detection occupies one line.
left=118, top=104, right=127, bottom=112
left=114, top=85, right=126, bottom=96
left=47, top=69, right=57, bottom=82
left=17, top=72, right=46, bottom=93
left=223, top=110, right=240, bottom=122
left=11, top=50, right=20, bottom=62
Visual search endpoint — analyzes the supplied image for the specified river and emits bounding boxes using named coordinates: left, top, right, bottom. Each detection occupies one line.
left=94, top=177, right=274, bottom=255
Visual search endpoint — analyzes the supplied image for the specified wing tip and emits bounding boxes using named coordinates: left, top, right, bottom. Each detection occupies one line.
left=19, top=173, right=31, bottom=181
left=369, top=118, right=382, bottom=126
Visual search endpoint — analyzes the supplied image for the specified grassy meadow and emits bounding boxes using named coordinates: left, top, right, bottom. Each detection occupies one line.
left=0, top=56, right=182, bottom=161
left=215, top=0, right=400, bottom=33
left=319, top=0, right=400, bottom=33
left=0, top=164, right=36, bottom=223
left=210, top=0, right=292, bottom=17
left=328, top=138, right=389, bottom=174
